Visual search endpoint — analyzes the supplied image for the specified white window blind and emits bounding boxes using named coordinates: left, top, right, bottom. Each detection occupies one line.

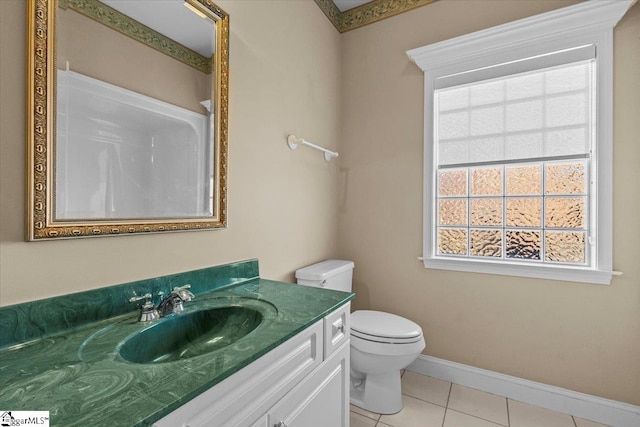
left=436, top=53, right=595, bottom=168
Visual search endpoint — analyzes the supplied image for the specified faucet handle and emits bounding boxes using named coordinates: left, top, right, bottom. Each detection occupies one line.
left=129, top=293, right=152, bottom=304
left=129, top=293, right=159, bottom=322
left=172, top=284, right=194, bottom=302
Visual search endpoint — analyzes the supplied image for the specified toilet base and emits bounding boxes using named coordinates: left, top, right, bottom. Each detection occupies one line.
left=350, top=370, right=403, bottom=415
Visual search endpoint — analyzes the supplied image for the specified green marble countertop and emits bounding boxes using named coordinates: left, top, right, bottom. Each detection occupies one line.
left=0, top=278, right=353, bottom=426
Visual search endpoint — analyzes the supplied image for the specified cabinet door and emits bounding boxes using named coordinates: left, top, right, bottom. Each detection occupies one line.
left=268, top=341, right=349, bottom=427
left=324, top=302, right=350, bottom=359
left=153, top=321, right=323, bottom=427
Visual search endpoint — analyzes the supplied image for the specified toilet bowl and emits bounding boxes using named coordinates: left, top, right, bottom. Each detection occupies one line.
left=349, top=310, right=425, bottom=414
left=294, top=260, right=426, bottom=415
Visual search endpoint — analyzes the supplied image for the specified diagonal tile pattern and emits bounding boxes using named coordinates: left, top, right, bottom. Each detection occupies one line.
left=349, top=371, right=612, bottom=427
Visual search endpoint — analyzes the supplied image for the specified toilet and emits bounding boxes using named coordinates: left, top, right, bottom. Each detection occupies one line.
left=295, top=260, right=425, bottom=415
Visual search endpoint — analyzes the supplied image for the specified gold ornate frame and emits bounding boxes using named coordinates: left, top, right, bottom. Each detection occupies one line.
left=26, top=0, right=229, bottom=240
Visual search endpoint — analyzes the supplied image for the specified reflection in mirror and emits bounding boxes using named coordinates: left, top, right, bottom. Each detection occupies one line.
left=26, top=0, right=229, bottom=239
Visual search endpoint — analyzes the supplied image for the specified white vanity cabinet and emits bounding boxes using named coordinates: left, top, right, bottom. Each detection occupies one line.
left=266, top=342, right=349, bottom=427
left=153, top=302, right=350, bottom=427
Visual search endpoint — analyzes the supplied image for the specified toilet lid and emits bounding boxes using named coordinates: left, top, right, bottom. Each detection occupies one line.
left=351, top=310, right=422, bottom=341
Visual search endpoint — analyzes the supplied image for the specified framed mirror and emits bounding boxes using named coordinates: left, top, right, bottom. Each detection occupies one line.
left=26, top=0, right=229, bottom=240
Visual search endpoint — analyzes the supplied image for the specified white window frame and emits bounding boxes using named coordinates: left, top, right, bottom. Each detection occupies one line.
left=407, top=0, right=635, bottom=285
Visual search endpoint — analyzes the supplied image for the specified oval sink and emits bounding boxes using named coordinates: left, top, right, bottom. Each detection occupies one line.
left=119, top=306, right=263, bottom=364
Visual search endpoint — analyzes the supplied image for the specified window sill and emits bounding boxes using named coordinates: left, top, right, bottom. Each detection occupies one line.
left=420, top=257, right=612, bottom=285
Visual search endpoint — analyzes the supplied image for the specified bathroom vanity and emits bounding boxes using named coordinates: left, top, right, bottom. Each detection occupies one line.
left=155, top=303, right=350, bottom=427
left=0, top=260, right=353, bottom=426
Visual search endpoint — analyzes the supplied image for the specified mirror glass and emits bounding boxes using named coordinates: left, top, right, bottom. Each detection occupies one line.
left=26, top=0, right=229, bottom=239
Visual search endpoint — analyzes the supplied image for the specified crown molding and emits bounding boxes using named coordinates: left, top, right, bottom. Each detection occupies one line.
left=315, top=0, right=435, bottom=33
left=407, top=0, right=636, bottom=70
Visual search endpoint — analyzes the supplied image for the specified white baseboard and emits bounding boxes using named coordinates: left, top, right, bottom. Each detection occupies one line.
left=407, top=355, right=640, bottom=427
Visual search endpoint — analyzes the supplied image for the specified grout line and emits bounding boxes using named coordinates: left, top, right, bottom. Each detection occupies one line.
left=400, top=370, right=453, bottom=409
left=442, top=382, right=453, bottom=427
left=401, top=391, right=449, bottom=409
left=506, top=398, right=511, bottom=427
left=572, top=415, right=578, bottom=427
left=445, top=382, right=453, bottom=408
left=444, top=383, right=509, bottom=427
left=447, top=409, right=507, bottom=427
left=350, top=409, right=381, bottom=422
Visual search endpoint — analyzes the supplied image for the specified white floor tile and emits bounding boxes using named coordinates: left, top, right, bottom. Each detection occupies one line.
left=508, top=399, right=575, bottom=427
left=444, top=409, right=505, bottom=427
left=351, top=372, right=613, bottom=427
left=379, top=395, right=446, bottom=427
left=448, top=384, right=509, bottom=426
left=350, top=403, right=381, bottom=421
left=402, top=371, right=451, bottom=407
left=573, top=416, right=610, bottom=427
left=350, top=411, right=378, bottom=427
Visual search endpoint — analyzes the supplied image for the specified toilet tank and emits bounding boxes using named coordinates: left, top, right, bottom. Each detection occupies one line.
left=295, top=260, right=354, bottom=292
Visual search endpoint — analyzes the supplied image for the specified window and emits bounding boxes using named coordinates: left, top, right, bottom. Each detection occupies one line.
left=407, top=0, right=635, bottom=284
left=436, top=59, right=593, bottom=265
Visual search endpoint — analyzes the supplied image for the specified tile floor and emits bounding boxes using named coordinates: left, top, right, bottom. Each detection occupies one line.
left=350, top=371, right=610, bottom=427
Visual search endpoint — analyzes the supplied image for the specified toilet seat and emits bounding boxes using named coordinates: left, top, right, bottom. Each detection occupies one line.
left=351, top=310, right=422, bottom=341
left=351, top=329, right=423, bottom=344
left=351, top=332, right=426, bottom=357
left=351, top=310, right=425, bottom=356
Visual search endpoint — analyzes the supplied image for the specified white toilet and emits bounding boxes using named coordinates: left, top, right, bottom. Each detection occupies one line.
left=296, top=260, right=425, bottom=415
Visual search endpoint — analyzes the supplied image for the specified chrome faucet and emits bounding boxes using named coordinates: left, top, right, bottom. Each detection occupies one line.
left=129, top=293, right=160, bottom=322
left=157, top=284, right=195, bottom=317
left=129, top=285, right=194, bottom=321
left=172, top=284, right=195, bottom=303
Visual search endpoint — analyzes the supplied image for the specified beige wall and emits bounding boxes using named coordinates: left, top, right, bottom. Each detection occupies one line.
left=0, top=0, right=341, bottom=305
left=339, top=0, right=640, bottom=405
